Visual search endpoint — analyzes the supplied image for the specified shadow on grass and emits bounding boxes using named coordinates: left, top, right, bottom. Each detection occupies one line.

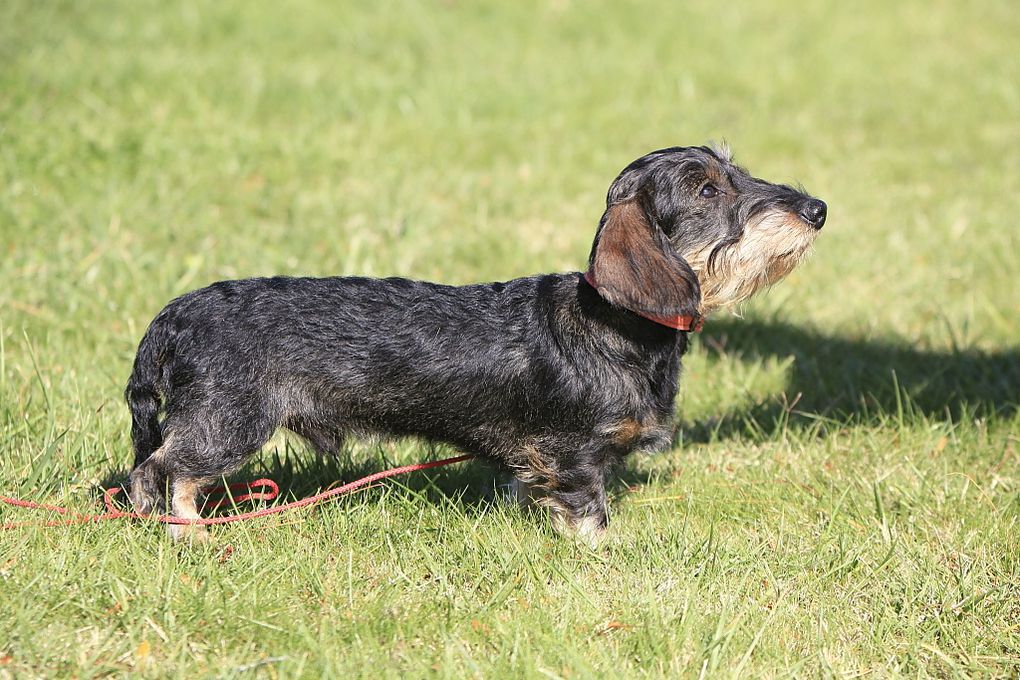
left=95, top=441, right=502, bottom=518
left=682, top=317, right=1020, bottom=443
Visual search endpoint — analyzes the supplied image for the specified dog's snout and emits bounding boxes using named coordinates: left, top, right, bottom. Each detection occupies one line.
left=798, top=199, right=827, bottom=229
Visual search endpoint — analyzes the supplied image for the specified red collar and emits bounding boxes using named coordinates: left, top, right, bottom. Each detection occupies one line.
left=582, top=271, right=704, bottom=332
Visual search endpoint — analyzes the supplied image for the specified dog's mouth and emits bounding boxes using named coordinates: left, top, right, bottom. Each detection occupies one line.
left=685, top=208, right=818, bottom=314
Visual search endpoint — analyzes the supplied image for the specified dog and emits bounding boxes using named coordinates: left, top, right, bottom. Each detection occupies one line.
left=126, top=144, right=826, bottom=542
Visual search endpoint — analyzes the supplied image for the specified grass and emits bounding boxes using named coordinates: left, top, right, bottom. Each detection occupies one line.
left=1, top=0, right=1018, bottom=676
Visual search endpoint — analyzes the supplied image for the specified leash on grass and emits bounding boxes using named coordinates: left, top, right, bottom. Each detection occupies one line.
left=0, top=453, right=477, bottom=530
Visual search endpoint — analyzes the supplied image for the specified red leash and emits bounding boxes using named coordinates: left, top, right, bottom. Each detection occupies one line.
left=1, top=453, right=476, bottom=530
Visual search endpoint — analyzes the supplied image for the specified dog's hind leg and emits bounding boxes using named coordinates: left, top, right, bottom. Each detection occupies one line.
left=128, top=432, right=213, bottom=542
left=130, top=398, right=279, bottom=541
left=167, top=475, right=212, bottom=542
left=128, top=434, right=175, bottom=516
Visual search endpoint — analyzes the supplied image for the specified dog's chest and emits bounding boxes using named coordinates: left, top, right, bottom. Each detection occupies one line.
left=601, top=414, right=673, bottom=452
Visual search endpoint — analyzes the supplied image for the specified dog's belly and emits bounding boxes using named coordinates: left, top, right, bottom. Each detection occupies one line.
left=284, top=363, right=572, bottom=460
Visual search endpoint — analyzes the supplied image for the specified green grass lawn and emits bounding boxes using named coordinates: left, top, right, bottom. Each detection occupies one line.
left=2, top=1, right=1018, bottom=677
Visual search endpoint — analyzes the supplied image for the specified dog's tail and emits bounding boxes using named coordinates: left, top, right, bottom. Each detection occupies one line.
left=124, top=322, right=169, bottom=469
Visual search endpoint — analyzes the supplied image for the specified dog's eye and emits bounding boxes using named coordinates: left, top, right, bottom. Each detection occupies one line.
left=699, top=183, right=720, bottom=199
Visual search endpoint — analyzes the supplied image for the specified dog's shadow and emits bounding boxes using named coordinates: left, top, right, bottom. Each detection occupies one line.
left=676, top=317, right=1020, bottom=444
left=99, top=318, right=1019, bottom=514
left=98, top=441, right=502, bottom=517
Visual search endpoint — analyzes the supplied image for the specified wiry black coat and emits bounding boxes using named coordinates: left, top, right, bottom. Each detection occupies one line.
left=126, top=145, right=825, bottom=541
left=127, top=274, right=684, bottom=532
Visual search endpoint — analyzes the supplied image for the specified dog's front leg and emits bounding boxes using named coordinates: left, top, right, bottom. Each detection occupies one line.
left=513, top=445, right=609, bottom=546
left=547, top=470, right=609, bottom=547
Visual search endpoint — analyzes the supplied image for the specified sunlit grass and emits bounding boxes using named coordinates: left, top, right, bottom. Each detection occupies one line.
left=1, top=1, right=1018, bottom=677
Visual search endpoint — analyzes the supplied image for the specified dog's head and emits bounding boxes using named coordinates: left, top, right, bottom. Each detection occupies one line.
left=587, top=145, right=826, bottom=318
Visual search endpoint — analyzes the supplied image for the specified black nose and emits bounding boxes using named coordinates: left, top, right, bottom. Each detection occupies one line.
left=799, top=199, right=827, bottom=229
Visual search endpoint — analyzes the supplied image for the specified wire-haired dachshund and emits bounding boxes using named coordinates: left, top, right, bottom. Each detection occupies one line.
left=126, top=144, right=826, bottom=543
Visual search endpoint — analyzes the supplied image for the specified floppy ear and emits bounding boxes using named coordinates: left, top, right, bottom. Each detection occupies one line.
left=588, top=199, right=701, bottom=317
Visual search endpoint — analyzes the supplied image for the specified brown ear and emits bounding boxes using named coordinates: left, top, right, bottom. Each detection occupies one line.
left=589, top=200, right=701, bottom=317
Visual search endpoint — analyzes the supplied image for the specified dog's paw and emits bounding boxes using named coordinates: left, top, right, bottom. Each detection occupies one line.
left=168, top=522, right=212, bottom=544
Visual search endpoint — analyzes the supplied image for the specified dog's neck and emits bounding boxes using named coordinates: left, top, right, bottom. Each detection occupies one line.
left=581, top=271, right=704, bottom=332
